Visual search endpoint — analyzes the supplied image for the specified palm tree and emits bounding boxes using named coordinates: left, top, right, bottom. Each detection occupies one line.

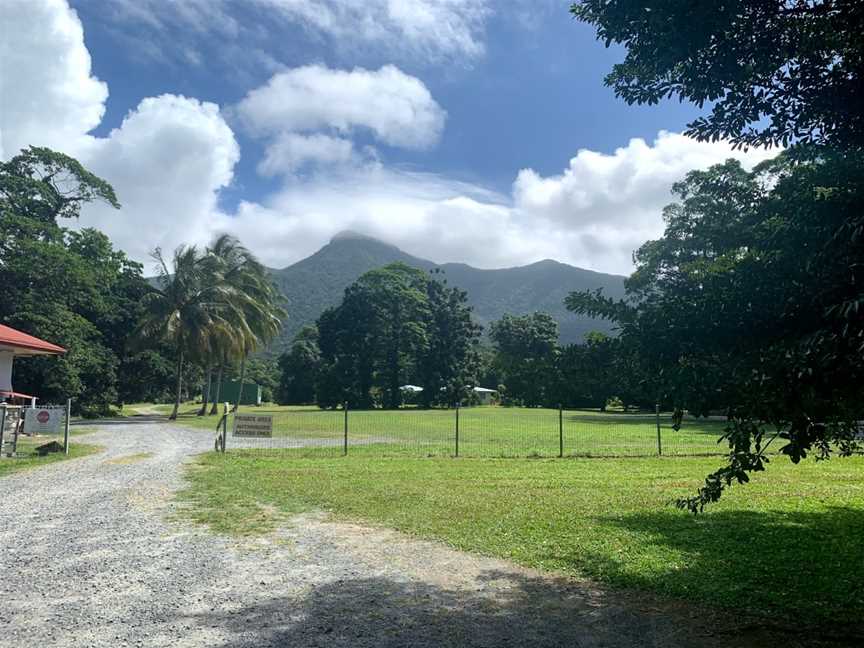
left=205, top=235, right=285, bottom=411
left=138, top=245, right=237, bottom=420
left=138, top=236, right=284, bottom=421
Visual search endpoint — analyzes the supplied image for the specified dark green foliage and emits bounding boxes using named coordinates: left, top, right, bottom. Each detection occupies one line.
left=571, top=1, right=864, bottom=151
left=242, top=357, right=280, bottom=403
left=489, top=313, right=559, bottom=407
left=315, top=264, right=480, bottom=409
left=568, top=152, right=864, bottom=510
left=416, top=269, right=482, bottom=407
left=0, top=147, right=164, bottom=416
left=555, top=331, right=656, bottom=412
left=0, top=146, right=119, bottom=224
left=117, top=349, right=177, bottom=404
left=556, top=333, right=616, bottom=410
left=268, top=232, right=625, bottom=350
left=139, top=236, right=285, bottom=418
left=277, top=326, right=321, bottom=405
left=571, top=0, right=864, bottom=510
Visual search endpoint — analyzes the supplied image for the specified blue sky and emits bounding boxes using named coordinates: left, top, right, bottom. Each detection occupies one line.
left=73, top=1, right=701, bottom=207
left=2, top=1, right=769, bottom=273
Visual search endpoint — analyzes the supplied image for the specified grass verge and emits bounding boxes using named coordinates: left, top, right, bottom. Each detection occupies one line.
left=0, top=438, right=102, bottom=477
left=180, top=452, right=864, bottom=624
left=150, top=401, right=729, bottom=457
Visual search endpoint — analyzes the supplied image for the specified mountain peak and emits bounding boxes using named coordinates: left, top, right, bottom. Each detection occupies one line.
left=330, top=230, right=386, bottom=245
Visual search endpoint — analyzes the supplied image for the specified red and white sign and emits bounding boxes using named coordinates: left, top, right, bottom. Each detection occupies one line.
left=23, top=407, right=63, bottom=435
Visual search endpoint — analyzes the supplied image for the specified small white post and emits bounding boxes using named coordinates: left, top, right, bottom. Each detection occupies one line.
left=0, top=405, right=7, bottom=458
left=64, top=398, right=71, bottom=455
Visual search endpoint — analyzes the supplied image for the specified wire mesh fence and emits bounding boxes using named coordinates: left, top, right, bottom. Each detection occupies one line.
left=217, top=404, right=732, bottom=459
left=0, top=402, right=71, bottom=458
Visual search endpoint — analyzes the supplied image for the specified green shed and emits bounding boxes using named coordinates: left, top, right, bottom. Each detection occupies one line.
left=204, top=379, right=261, bottom=406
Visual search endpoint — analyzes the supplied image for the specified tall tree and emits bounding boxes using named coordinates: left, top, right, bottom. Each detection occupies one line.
left=416, top=269, right=481, bottom=407
left=277, top=326, right=322, bottom=405
left=138, top=246, right=226, bottom=420
left=571, top=0, right=864, bottom=509
left=0, top=147, right=162, bottom=415
left=489, top=313, right=559, bottom=407
left=315, top=263, right=480, bottom=409
left=204, top=235, right=284, bottom=412
left=568, top=153, right=864, bottom=509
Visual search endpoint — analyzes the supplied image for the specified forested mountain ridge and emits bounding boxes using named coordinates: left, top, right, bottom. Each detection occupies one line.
left=267, top=231, right=626, bottom=351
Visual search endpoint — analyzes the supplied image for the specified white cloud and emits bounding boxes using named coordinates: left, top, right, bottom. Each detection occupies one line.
left=207, top=131, right=774, bottom=275
left=0, top=0, right=107, bottom=159
left=101, top=0, right=489, bottom=66
left=237, top=64, right=446, bottom=150
left=0, top=0, right=239, bottom=268
left=257, top=133, right=358, bottom=176
left=513, top=132, right=772, bottom=227
left=81, top=95, right=239, bottom=264
left=3, top=1, right=779, bottom=278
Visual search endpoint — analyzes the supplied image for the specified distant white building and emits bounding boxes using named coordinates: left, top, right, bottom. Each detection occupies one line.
left=472, top=386, right=498, bottom=405
left=400, top=384, right=424, bottom=394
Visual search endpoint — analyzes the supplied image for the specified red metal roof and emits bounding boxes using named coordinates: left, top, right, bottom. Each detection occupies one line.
left=0, top=324, right=66, bottom=355
left=0, top=390, right=35, bottom=400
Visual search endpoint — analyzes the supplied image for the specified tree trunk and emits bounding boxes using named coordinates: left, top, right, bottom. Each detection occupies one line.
left=170, top=350, right=183, bottom=421
left=198, top=366, right=212, bottom=416
left=209, top=366, right=223, bottom=415
left=233, top=354, right=247, bottom=412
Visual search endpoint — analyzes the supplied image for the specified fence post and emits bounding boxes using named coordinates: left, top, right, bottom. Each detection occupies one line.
left=455, top=401, right=460, bottom=457
left=222, top=402, right=229, bottom=453
left=558, top=404, right=563, bottom=458
left=0, top=405, right=6, bottom=458
left=64, top=398, right=71, bottom=455
left=655, top=403, right=662, bottom=456
left=343, top=402, right=348, bottom=456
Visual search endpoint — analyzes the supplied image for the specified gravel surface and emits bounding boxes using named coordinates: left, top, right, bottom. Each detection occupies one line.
left=0, top=417, right=852, bottom=648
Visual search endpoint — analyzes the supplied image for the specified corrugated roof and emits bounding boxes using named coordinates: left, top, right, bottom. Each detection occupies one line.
left=0, top=390, right=35, bottom=400
left=0, top=324, right=66, bottom=355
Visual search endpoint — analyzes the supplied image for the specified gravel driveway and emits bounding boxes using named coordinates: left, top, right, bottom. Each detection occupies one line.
left=0, top=417, right=851, bottom=648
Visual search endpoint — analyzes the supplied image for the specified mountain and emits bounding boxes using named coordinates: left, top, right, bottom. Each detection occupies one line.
left=267, top=231, right=627, bottom=352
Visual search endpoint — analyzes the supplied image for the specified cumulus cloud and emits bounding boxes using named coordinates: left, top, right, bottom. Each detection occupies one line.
left=81, top=95, right=239, bottom=263
left=0, top=0, right=239, bottom=266
left=237, top=64, right=446, bottom=150
left=3, top=0, right=778, bottom=277
left=209, top=168, right=518, bottom=269
left=236, top=64, right=445, bottom=176
left=0, top=0, right=107, bottom=159
left=208, top=133, right=774, bottom=275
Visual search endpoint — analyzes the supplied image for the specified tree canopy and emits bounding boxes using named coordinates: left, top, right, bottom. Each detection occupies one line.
left=568, top=151, right=864, bottom=510
left=571, top=1, right=864, bottom=151
left=571, top=0, right=864, bottom=510
left=310, top=263, right=480, bottom=409
left=489, top=313, right=559, bottom=407
left=0, top=147, right=172, bottom=415
left=139, top=235, right=284, bottom=419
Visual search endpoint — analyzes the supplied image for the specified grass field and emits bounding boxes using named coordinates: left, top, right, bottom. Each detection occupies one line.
left=0, top=434, right=101, bottom=477
left=139, top=402, right=730, bottom=458
left=180, top=451, right=864, bottom=625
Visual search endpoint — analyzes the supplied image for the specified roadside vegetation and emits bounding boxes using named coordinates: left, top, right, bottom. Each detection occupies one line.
left=180, top=452, right=864, bottom=624
left=0, top=436, right=101, bottom=477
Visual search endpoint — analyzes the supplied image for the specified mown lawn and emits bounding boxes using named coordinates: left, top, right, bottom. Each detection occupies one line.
left=180, top=452, right=864, bottom=624
left=0, top=434, right=102, bottom=477
left=145, top=401, right=729, bottom=457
